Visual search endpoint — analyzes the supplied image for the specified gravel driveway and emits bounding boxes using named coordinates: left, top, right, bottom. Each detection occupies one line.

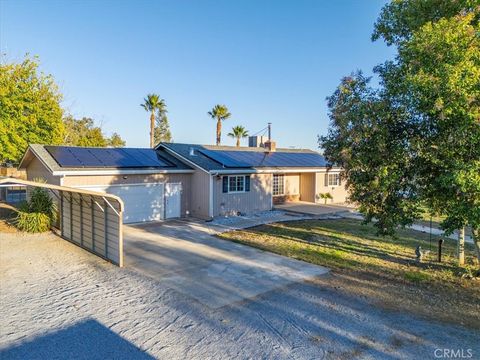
left=1, top=230, right=479, bottom=359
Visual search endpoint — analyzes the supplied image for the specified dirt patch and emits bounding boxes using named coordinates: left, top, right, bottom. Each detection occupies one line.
left=0, top=203, right=18, bottom=233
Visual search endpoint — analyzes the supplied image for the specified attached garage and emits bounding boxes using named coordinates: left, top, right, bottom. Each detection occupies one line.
left=76, top=182, right=182, bottom=224
left=18, top=145, right=193, bottom=224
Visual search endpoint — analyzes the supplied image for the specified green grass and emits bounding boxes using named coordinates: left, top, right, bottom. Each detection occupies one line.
left=219, top=218, right=478, bottom=286
left=219, top=218, right=480, bottom=328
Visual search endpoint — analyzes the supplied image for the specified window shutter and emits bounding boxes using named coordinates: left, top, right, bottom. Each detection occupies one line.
left=324, top=173, right=328, bottom=187
left=222, top=176, right=228, bottom=193
left=338, top=175, right=342, bottom=186
left=245, top=175, right=250, bottom=192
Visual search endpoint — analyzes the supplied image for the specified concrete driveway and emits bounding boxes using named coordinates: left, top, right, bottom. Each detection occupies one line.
left=123, top=220, right=328, bottom=309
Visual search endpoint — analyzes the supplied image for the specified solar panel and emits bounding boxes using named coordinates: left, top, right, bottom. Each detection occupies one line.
left=199, top=149, right=326, bottom=168
left=46, top=146, right=175, bottom=168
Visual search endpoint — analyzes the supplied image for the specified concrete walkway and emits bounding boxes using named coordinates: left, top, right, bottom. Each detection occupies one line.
left=274, top=201, right=353, bottom=216
left=124, top=220, right=328, bottom=309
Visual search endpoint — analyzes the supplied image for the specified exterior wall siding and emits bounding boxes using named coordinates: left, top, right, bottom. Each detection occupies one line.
left=62, top=173, right=192, bottom=217
left=284, top=174, right=300, bottom=195
left=26, top=157, right=61, bottom=185
left=189, top=169, right=211, bottom=219
left=214, top=173, right=272, bottom=216
left=315, top=171, right=349, bottom=204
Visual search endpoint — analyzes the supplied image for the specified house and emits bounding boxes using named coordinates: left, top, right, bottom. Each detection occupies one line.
left=18, top=138, right=347, bottom=223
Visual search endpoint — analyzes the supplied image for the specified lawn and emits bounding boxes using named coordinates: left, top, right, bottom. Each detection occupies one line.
left=219, top=218, right=480, bottom=329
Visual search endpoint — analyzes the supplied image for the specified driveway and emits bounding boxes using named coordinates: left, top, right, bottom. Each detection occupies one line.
left=123, top=220, right=328, bottom=309
left=2, top=226, right=479, bottom=359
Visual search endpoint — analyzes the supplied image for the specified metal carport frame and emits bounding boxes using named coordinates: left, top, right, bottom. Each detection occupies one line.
left=0, top=177, right=125, bottom=267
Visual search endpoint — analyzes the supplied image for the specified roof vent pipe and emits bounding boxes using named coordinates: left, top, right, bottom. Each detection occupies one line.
left=189, top=147, right=195, bottom=156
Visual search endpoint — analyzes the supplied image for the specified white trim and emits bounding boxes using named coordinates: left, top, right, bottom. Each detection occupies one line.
left=213, top=168, right=342, bottom=175
left=52, top=169, right=194, bottom=176
left=72, top=182, right=165, bottom=189
left=272, top=174, right=285, bottom=196
left=225, top=175, right=247, bottom=194
left=208, top=175, right=214, bottom=218
left=159, top=145, right=210, bottom=174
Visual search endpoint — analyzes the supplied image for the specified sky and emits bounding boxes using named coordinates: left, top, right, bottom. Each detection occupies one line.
left=0, top=0, right=396, bottom=150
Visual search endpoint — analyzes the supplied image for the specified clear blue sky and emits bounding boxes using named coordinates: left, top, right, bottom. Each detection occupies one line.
left=0, top=0, right=395, bottom=150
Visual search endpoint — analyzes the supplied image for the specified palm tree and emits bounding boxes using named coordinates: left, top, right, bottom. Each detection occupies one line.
left=228, top=126, right=249, bottom=147
left=208, top=105, right=231, bottom=145
left=141, top=94, right=167, bottom=148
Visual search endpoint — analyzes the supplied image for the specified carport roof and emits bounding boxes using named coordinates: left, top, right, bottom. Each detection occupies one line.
left=0, top=177, right=124, bottom=211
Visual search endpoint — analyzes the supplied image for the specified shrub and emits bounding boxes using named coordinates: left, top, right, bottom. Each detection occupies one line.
left=27, top=186, right=57, bottom=221
left=317, top=192, right=333, bottom=204
left=15, top=211, right=51, bottom=233
left=14, top=183, right=56, bottom=233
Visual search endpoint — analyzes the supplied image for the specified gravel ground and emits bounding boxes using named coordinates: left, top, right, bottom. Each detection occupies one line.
left=1, top=232, right=479, bottom=360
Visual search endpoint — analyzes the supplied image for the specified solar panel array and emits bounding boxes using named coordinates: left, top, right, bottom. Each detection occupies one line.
left=45, top=146, right=174, bottom=168
left=199, top=149, right=327, bottom=168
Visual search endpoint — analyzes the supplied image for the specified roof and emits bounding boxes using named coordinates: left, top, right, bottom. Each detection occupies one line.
left=19, top=144, right=192, bottom=174
left=159, top=143, right=330, bottom=172
left=0, top=177, right=124, bottom=211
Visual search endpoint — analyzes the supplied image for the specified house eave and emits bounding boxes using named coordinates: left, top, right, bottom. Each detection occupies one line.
left=52, top=169, right=195, bottom=176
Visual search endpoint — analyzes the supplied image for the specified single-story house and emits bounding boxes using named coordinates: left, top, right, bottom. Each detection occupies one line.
left=18, top=138, right=347, bottom=223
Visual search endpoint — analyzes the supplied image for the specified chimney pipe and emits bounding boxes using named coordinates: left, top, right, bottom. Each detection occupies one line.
left=267, top=123, right=271, bottom=141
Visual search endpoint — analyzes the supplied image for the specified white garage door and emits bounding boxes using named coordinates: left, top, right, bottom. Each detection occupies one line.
left=79, top=183, right=165, bottom=224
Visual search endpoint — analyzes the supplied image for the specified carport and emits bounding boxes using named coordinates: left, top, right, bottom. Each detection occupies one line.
left=0, top=177, right=124, bottom=267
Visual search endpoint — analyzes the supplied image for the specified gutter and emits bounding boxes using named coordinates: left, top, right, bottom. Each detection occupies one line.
left=52, top=169, right=195, bottom=176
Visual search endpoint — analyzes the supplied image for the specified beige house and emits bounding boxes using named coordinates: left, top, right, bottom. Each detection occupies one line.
left=19, top=140, right=347, bottom=223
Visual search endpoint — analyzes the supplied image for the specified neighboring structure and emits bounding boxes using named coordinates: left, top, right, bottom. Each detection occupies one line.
left=18, top=139, right=347, bottom=223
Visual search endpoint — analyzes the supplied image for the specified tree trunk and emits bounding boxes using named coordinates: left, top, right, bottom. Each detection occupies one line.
left=236, top=137, right=240, bottom=147
left=473, top=228, right=480, bottom=263
left=150, top=111, right=155, bottom=148
left=458, top=227, right=465, bottom=266
left=216, top=119, right=222, bottom=145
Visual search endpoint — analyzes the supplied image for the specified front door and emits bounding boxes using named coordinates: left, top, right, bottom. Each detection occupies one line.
left=165, top=183, right=181, bottom=219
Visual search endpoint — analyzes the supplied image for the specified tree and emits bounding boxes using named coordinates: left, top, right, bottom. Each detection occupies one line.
left=228, top=125, right=248, bottom=147
left=107, top=133, right=126, bottom=147
left=321, top=1, right=480, bottom=262
left=0, top=55, right=64, bottom=164
left=208, top=105, right=231, bottom=145
left=141, top=94, right=166, bottom=148
left=153, top=114, right=172, bottom=144
left=321, top=72, right=420, bottom=236
left=63, top=116, right=125, bottom=147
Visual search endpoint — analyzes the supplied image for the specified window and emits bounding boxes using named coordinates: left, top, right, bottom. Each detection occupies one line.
left=273, top=174, right=285, bottom=196
left=325, top=173, right=340, bottom=187
left=223, top=175, right=250, bottom=193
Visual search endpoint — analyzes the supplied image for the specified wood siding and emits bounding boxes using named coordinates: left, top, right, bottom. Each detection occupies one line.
left=62, top=173, right=192, bottom=217
left=214, top=174, right=272, bottom=216
left=60, top=190, right=123, bottom=266
left=26, top=157, right=61, bottom=185
left=189, top=170, right=211, bottom=219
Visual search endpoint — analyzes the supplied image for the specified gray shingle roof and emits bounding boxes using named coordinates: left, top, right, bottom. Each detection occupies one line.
left=160, top=143, right=328, bottom=172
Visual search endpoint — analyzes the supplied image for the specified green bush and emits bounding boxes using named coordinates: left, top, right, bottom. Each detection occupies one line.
left=14, top=184, right=56, bottom=233
left=27, top=186, right=57, bottom=221
left=15, top=211, right=51, bottom=233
